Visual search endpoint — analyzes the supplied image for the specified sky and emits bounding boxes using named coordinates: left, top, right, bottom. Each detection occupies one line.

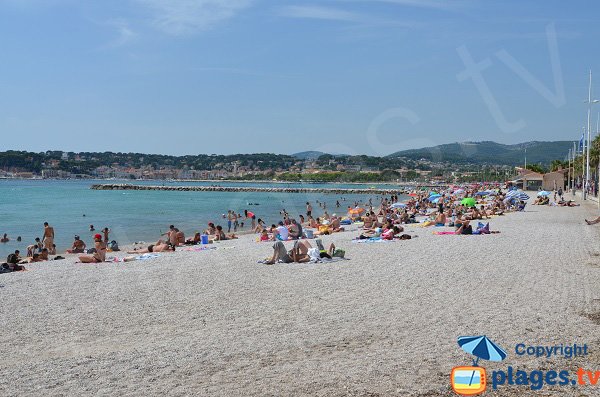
left=1, top=0, right=599, bottom=156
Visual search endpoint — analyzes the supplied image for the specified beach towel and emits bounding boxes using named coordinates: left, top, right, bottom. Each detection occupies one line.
left=352, top=237, right=386, bottom=243
left=135, top=253, right=161, bottom=260
left=433, top=231, right=458, bottom=235
left=181, top=246, right=217, bottom=252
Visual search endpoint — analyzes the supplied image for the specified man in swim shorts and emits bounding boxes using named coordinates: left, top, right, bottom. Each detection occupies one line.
left=43, top=222, right=54, bottom=251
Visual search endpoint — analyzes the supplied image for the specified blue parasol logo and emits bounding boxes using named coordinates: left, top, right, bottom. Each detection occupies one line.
left=451, top=335, right=507, bottom=396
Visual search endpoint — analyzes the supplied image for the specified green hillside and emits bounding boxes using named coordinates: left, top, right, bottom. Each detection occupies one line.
left=387, top=141, right=573, bottom=166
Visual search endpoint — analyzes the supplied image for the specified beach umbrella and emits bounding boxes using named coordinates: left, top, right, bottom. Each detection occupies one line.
left=431, top=197, right=441, bottom=204
left=506, top=190, right=529, bottom=199
left=474, top=191, right=490, bottom=196
left=461, top=197, right=476, bottom=207
left=537, top=191, right=551, bottom=196
left=458, top=335, right=507, bottom=386
left=390, top=202, right=407, bottom=209
left=408, top=193, right=418, bottom=197
left=506, top=190, right=530, bottom=201
left=458, top=335, right=507, bottom=364
left=428, top=194, right=442, bottom=201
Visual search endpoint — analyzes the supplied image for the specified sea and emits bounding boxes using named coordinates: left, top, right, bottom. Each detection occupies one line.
left=0, top=179, right=407, bottom=258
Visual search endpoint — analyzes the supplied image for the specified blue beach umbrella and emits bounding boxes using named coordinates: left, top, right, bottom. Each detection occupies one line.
left=428, top=194, right=442, bottom=201
left=537, top=191, right=551, bottom=196
left=506, top=190, right=530, bottom=201
left=458, top=335, right=507, bottom=386
left=458, top=335, right=507, bottom=365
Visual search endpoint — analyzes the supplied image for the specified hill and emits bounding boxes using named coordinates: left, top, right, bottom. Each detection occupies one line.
left=387, top=141, right=573, bottom=166
left=291, top=151, right=326, bottom=160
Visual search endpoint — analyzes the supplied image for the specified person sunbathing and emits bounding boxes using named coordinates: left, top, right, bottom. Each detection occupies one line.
left=585, top=216, right=600, bottom=225
left=263, top=241, right=294, bottom=264
left=1, top=252, right=25, bottom=272
left=434, top=212, right=446, bottom=226
left=381, top=226, right=402, bottom=240
left=185, top=232, right=201, bottom=245
left=174, top=228, right=185, bottom=245
left=79, top=235, right=107, bottom=263
left=128, top=240, right=175, bottom=254
left=288, top=219, right=302, bottom=239
left=455, top=219, right=473, bottom=235
left=66, top=235, right=87, bottom=253
left=329, top=216, right=345, bottom=233
left=259, top=229, right=271, bottom=241
left=363, top=213, right=374, bottom=229
left=263, top=240, right=339, bottom=264
left=357, top=226, right=382, bottom=239
left=204, top=223, right=217, bottom=236
left=215, top=225, right=237, bottom=241
left=559, top=200, right=579, bottom=207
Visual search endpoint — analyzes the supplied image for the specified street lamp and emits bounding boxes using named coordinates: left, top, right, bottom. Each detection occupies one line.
left=584, top=70, right=599, bottom=199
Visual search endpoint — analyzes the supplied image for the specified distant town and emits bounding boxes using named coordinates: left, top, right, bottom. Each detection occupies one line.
left=0, top=149, right=526, bottom=183
left=0, top=141, right=576, bottom=183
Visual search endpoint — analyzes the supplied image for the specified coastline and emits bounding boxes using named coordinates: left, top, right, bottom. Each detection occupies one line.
left=0, top=176, right=449, bottom=187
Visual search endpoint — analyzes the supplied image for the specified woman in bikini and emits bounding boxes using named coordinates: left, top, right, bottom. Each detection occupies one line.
left=78, top=234, right=107, bottom=263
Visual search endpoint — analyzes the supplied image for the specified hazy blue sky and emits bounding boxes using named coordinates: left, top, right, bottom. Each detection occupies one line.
left=1, top=0, right=599, bottom=156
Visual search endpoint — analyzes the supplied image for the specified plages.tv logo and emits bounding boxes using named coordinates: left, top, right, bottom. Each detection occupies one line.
left=451, top=335, right=507, bottom=396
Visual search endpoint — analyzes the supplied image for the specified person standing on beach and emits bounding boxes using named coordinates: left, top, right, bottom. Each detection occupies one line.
left=233, top=212, right=239, bottom=232
left=227, top=210, right=234, bottom=233
left=102, top=227, right=110, bottom=243
left=306, top=202, right=312, bottom=217
left=43, top=222, right=54, bottom=251
left=245, top=210, right=256, bottom=230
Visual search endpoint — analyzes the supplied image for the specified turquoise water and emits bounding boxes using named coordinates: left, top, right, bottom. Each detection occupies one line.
left=0, top=179, right=403, bottom=257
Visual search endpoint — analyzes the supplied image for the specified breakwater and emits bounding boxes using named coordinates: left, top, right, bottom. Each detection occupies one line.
left=90, top=183, right=418, bottom=195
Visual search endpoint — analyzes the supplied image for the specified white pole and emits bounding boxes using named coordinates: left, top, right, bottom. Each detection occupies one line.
left=585, top=70, right=592, bottom=200
left=568, top=148, right=571, bottom=190
left=574, top=141, right=578, bottom=194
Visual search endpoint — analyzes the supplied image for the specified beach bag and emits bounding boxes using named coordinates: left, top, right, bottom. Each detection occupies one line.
left=304, top=229, right=314, bottom=239
left=332, top=248, right=345, bottom=258
left=109, top=240, right=120, bottom=251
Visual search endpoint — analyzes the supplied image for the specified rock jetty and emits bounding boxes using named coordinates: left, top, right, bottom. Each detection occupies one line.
left=90, top=184, right=425, bottom=195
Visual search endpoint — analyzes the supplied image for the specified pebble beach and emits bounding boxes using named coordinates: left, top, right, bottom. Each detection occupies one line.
left=1, top=198, right=600, bottom=396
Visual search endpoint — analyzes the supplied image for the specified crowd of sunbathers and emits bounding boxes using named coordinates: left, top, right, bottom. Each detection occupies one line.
left=2, top=184, right=594, bottom=272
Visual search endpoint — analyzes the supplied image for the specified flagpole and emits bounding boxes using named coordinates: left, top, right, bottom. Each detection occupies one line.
left=585, top=70, right=592, bottom=200
left=571, top=142, right=577, bottom=197
left=568, top=148, right=571, bottom=190
left=582, top=127, right=587, bottom=199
